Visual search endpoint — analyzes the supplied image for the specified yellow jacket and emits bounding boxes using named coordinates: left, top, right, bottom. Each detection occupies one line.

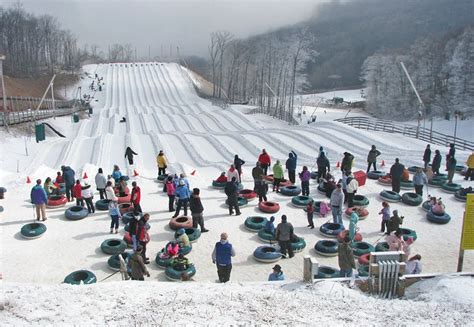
left=157, top=154, right=167, bottom=168
left=467, top=154, right=474, bottom=169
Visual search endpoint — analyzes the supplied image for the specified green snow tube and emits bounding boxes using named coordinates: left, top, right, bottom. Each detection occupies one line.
left=400, top=180, right=414, bottom=190
left=408, top=166, right=423, bottom=173
left=380, top=190, right=401, bottom=202
left=367, top=170, right=385, bottom=180
left=100, top=239, right=127, bottom=255
left=375, top=242, right=389, bottom=252
left=174, top=228, right=201, bottom=243
left=358, top=265, right=369, bottom=277
left=440, top=182, right=461, bottom=194
left=63, top=270, right=96, bottom=285
left=20, top=222, right=47, bottom=239
left=315, top=266, right=340, bottom=279
left=314, top=240, right=339, bottom=257
left=455, top=165, right=465, bottom=172
left=225, top=197, right=248, bottom=207
left=155, top=249, right=173, bottom=269
left=291, top=195, right=313, bottom=208
left=212, top=180, right=226, bottom=189
left=353, top=195, right=369, bottom=207
left=95, top=199, right=111, bottom=211
left=400, top=228, right=417, bottom=242
left=258, top=229, right=276, bottom=242
left=244, top=216, right=268, bottom=232
left=157, top=174, right=169, bottom=183
left=428, top=177, right=445, bottom=187
left=108, top=251, right=132, bottom=271
left=351, top=241, right=375, bottom=257
left=291, top=237, right=306, bottom=252
left=427, top=210, right=451, bottom=224
left=422, top=200, right=432, bottom=212
left=165, top=264, right=196, bottom=281
left=401, top=192, right=423, bottom=206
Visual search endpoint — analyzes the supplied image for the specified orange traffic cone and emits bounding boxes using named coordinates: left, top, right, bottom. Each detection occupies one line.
left=190, top=170, right=196, bottom=176
left=336, top=161, right=340, bottom=168
left=26, top=176, right=31, bottom=184
left=133, top=169, right=139, bottom=177
left=381, top=160, right=385, bottom=167
left=83, top=172, right=88, bottom=179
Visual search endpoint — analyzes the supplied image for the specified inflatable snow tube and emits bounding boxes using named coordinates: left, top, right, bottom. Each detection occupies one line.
left=319, top=223, right=345, bottom=238
left=239, top=189, right=257, bottom=200
left=454, top=190, right=467, bottom=202
left=244, top=216, right=268, bottom=232
left=165, top=264, right=196, bottom=281
left=367, top=170, right=385, bottom=180
left=428, top=176, right=445, bottom=187
left=378, top=175, right=392, bottom=185
left=400, top=228, right=417, bottom=242
left=351, top=241, right=375, bottom=257
left=122, top=211, right=139, bottom=224
left=179, top=244, right=192, bottom=255
left=157, top=174, right=169, bottom=183
left=169, top=216, right=193, bottom=230
left=408, top=166, right=423, bottom=173
left=258, top=201, right=280, bottom=214
left=337, top=230, right=363, bottom=243
left=317, top=183, right=327, bottom=195
left=280, top=185, right=301, bottom=196
left=353, top=195, right=369, bottom=208
left=125, top=222, right=150, bottom=233
left=258, top=229, right=276, bottom=242
left=253, top=246, right=282, bottom=263
left=422, top=200, right=432, bottom=212
left=380, top=190, right=401, bottom=203
left=174, top=228, right=201, bottom=243
left=400, top=180, right=414, bottom=190
left=435, top=173, right=448, bottom=180
left=119, top=203, right=133, bottom=215
left=95, top=199, right=111, bottom=211
left=155, top=249, right=173, bottom=269
left=101, top=238, right=127, bottom=255
left=440, top=182, right=461, bottom=194
left=65, top=206, right=89, bottom=221
left=310, top=171, right=318, bottom=179
left=107, top=251, right=132, bottom=271
left=401, top=192, right=423, bottom=206
left=20, top=222, right=47, bottom=239
left=265, top=174, right=274, bottom=183
left=47, top=195, right=67, bottom=208
left=344, top=207, right=369, bottom=220
left=455, top=165, right=465, bottom=172
left=117, top=193, right=131, bottom=204
left=314, top=240, right=338, bottom=257
left=291, top=237, right=306, bottom=252
left=225, top=197, right=248, bottom=207
left=291, top=195, right=313, bottom=208
left=279, top=179, right=292, bottom=188
left=63, top=270, right=96, bottom=285
left=358, top=265, right=369, bottom=277
left=427, top=210, right=451, bottom=224
left=358, top=253, right=370, bottom=266
left=375, top=242, right=389, bottom=252
left=315, top=266, right=340, bottom=279
left=123, top=232, right=132, bottom=247
left=212, top=180, right=226, bottom=189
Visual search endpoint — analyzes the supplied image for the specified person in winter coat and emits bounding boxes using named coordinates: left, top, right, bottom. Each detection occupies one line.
left=173, top=180, right=191, bottom=218
left=341, top=171, right=349, bottom=203
left=256, top=179, right=268, bottom=203
left=117, top=177, right=128, bottom=197
left=128, top=215, right=140, bottom=250
left=112, top=165, right=122, bottom=183
left=268, top=264, right=285, bottom=281
left=252, top=162, right=264, bottom=191
left=390, top=158, right=405, bottom=193
left=432, top=200, right=446, bottom=215
left=406, top=254, right=422, bottom=274
left=366, top=145, right=381, bottom=173
left=348, top=211, right=359, bottom=241
left=61, top=165, right=76, bottom=202
left=212, top=232, right=236, bottom=283
left=156, top=150, right=168, bottom=176
left=131, top=181, right=142, bottom=214
left=276, top=215, right=294, bottom=259
left=465, top=152, right=474, bottom=181
left=165, top=176, right=176, bottom=212
left=190, top=188, right=208, bottom=232
left=317, top=152, right=330, bottom=181
left=423, top=145, right=431, bottom=170
left=258, top=149, right=271, bottom=175
left=386, top=230, right=410, bottom=255
left=95, top=168, right=107, bottom=199
left=215, top=172, right=228, bottom=183
left=137, top=213, right=150, bottom=263
left=227, top=164, right=240, bottom=183
left=446, top=143, right=455, bottom=171
left=299, top=166, right=311, bottom=196
left=105, top=180, right=118, bottom=202
left=43, top=177, right=57, bottom=197
left=31, top=179, right=48, bottom=221
left=447, top=156, right=457, bottom=184
left=124, top=146, right=138, bottom=165
left=179, top=173, right=191, bottom=191
left=73, top=180, right=84, bottom=207
left=225, top=177, right=241, bottom=216
left=306, top=200, right=315, bottom=229
left=413, top=168, right=428, bottom=196
left=341, top=152, right=354, bottom=174
left=432, top=150, right=442, bottom=176
left=175, top=228, right=190, bottom=248
left=264, top=216, right=276, bottom=235
left=285, top=150, right=297, bottom=184
left=108, top=200, right=121, bottom=233
left=272, top=160, right=284, bottom=192
left=55, top=171, right=64, bottom=184
left=387, top=210, right=403, bottom=235
left=346, top=174, right=359, bottom=208
left=330, top=184, right=344, bottom=224
left=129, top=246, right=150, bottom=281
left=171, top=253, right=190, bottom=271
left=233, top=155, right=245, bottom=180
left=82, top=183, right=95, bottom=213
left=338, top=236, right=356, bottom=277
left=319, top=201, right=331, bottom=217
left=378, top=201, right=391, bottom=233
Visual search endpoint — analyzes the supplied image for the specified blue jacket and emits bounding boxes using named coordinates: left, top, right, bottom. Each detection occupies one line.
left=31, top=185, right=48, bottom=204
left=112, top=170, right=122, bottom=183
left=174, top=185, right=191, bottom=199
left=268, top=272, right=285, bottom=281
left=413, top=172, right=428, bottom=186
left=285, top=151, right=297, bottom=171
left=62, top=166, right=75, bottom=186
left=214, top=241, right=234, bottom=266
left=264, top=221, right=275, bottom=235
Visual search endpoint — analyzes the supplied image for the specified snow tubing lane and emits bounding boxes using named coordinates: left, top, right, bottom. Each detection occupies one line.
left=174, top=228, right=201, bottom=243
left=428, top=177, right=445, bottom=187
left=351, top=241, right=375, bottom=257
left=400, top=228, right=418, bottom=241
left=280, top=185, right=301, bottom=196
left=46, top=195, right=67, bottom=208
left=169, top=216, right=193, bottom=230
left=101, top=238, right=127, bottom=255
left=427, top=210, right=451, bottom=224
left=253, top=246, right=282, bottom=263
left=367, top=170, right=385, bottom=180
left=319, top=223, right=345, bottom=238
left=375, top=242, right=389, bottom=252
left=422, top=200, right=432, bottom=212
left=316, top=266, right=340, bottom=279
left=401, top=192, right=423, bottom=206
left=291, top=195, right=313, bottom=207
left=65, top=206, right=89, bottom=220
left=292, top=237, right=306, bottom=252
left=258, top=229, right=276, bottom=242
left=400, top=180, right=414, bottom=190
left=344, top=207, right=369, bottom=220
left=155, top=249, right=173, bottom=269
left=353, top=195, right=369, bottom=207
left=244, top=216, right=268, bottom=232
left=165, top=264, right=196, bottom=281
left=63, top=270, right=96, bottom=285
left=258, top=201, right=280, bottom=214
left=358, top=253, right=370, bottom=266
left=239, top=189, right=257, bottom=200
left=225, top=197, right=248, bottom=207
left=212, top=180, right=226, bottom=189
left=378, top=176, right=392, bottom=185
left=314, top=240, right=338, bottom=257
left=96, top=199, right=111, bottom=211
left=379, top=190, right=401, bottom=203
left=441, top=182, right=462, bottom=194
left=20, top=222, right=47, bottom=239
left=337, top=230, right=363, bottom=243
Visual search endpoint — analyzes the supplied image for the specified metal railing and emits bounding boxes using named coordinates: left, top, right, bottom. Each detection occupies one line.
left=0, top=96, right=75, bottom=112
left=335, top=116, right=473, bottom=151
left=0, top=103, right=90, bottom=126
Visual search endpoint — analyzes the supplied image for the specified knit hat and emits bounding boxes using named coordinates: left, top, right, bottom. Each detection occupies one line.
left=177, top=228, right=185, bottom=235
left=281, top=215, right=287, bottom=222
left=270, top=216, right=275, bottom=222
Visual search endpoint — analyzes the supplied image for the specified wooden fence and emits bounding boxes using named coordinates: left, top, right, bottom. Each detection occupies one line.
left=0, top=96, right=75, bottom=112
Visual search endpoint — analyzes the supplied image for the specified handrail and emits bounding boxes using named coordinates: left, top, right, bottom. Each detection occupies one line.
left=335, top=116, right=473, bottom=151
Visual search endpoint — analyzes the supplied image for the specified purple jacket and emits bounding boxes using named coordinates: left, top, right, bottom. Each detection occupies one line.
left=299, top=170, right=311, bottom=182
left=31, top=185, right=48, bottom=205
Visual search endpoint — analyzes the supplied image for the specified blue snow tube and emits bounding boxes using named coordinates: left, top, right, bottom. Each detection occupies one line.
left=422, top=200, right=432, bottom=212
left=427, top=209, right=451, bottom=224
left=174, top=228, right=201, bottom=243
left=401, top=192, right=423, bottom=206
left=319, top=223, right=345, bottom=238
left=400, top=180, right=414, bottom=189
left=314, top=240, right=339, bottom=257
left=291, top=237, right=306, bottom=252
left=291, top=195, right=313, bottom=208
left=95, top=199, right=111, bottom=211
left=280, top=185, right=301, bottom=196
left=380, top=190, right=401, bottom=202
left=65, top=206, right=89, bottom=220
left=20, top=222, right=47, bottom=239
left=101, top=238, right=127, bottom=255
left=315, top=266, right=340, bottom=279
left=317, top=183, right=327, bottom=195
left=63, top=270, right=96, bottom=285
left=253, top=246, right=282, bottom=263
left=179, top=244, right=192, bottom=255
left=353, top=195, right=369, bottom=207
left=440, top=182, right=462, bottom=194
left=155, top=249, right=173, bottom=269
left=454, top=190, right=468, bottom=202
left=351, top=241, right=375, bottom=257
left=367, top=170, right=385, bottom=180
left=165, top=264, right=196, bottom=281
left=258, top=229, right=276, bottom=242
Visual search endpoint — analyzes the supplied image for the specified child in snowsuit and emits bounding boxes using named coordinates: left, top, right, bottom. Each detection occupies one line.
left=378, top=201, right=391, bottom=233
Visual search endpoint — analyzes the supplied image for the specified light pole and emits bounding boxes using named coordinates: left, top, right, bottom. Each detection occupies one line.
left=454, top=111, right=458, bottom=146
left=0, top=54, right=8, bottom=130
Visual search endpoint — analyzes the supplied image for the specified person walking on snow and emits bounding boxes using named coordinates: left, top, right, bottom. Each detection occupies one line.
left=330, top=184, right=344, bottom=224
left=108, top=200, right=121, bottom=234
left=341, top=152, right=354, bottom=175
left=413, top=168, right=428, bottom=196
left=276, top=215, right=294, bottom=259
left=95, top=168, right=107, bottom=200
left=225, top=177, right=241, bottom=216
left=446, top=143, right=455, bottom=171
left=31, top=179, right=48, bottom=221
left=129, top=246, right=150, bottom=281
left=190, top=188, right=208, bottom=232
left=346, top=173, right=359, bottom=208
left=124, top=146, right=138, bottom=165
left=233, top=155, right=245, bottom=181
left=431, top=150, right=442, bottom=176
left=272, top=160, right=284, bottom=192
left=131, top=181, right=142, bottom=214
left=61, top=165, right=75, bottom=202
left=172, top=180, right=191, bottom=218
left=348, top=211, right=359, bottom=241
left=390, top=158, right=405, bottom=193
left=258, top=149, right=271, bottom=176
left=285, top=150, right=297, bottom=184
left=105, top=181, right=117, bottom=202
left=317, top=152, right=330, bottom=181
left=212, top=232, right=236, bottom=283
left=112, top=165, right=122, bottom=183
left=378, top=201, right=391, bottom=233
left=366, top=145, right=381, bottom=173
left=256, top=178, right=268, bottom=203
left=252, top=162, right=264, bottom=191
left=137, top=213, right=151, bottom=263
left=299, top=166, right=311, bottom=196
left=156, top=150, right=168, bottom=177
left=165, top=176, right=176, bottom=212
left=73, top=180, right=84, bottom=207
left=227, top=164, right=240, bottom=183
left=338, top=236, right=356, bottom=277
left=82, top=183, right=95, bottom=213
left=466, top=152, right=474, bottom=181
left=447, top=156, right=457, bottom=184
left=423, top=145, right=431, bottom=170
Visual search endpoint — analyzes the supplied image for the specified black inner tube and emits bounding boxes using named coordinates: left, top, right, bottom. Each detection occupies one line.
left=71, top=206, right=83, bottom=212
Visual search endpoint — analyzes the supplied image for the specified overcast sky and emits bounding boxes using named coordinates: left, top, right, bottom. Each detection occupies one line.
left=5, top=0, right=318, bottom=58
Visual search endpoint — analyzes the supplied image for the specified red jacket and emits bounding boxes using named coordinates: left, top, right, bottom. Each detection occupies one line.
left=73, top=184, right=82, bottom=199
left=258, top=153, right=271, bottom=165
left=216, top=175, right=228, bottom=183
left=131, top=186, right=141, bottom=205
left=55, top=175, right=64, bottom=183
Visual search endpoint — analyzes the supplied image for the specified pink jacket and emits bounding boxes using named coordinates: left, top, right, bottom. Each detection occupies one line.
left=319, top=202, right=331, bottom=216
left=166, top=181, right=176, bottom=196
